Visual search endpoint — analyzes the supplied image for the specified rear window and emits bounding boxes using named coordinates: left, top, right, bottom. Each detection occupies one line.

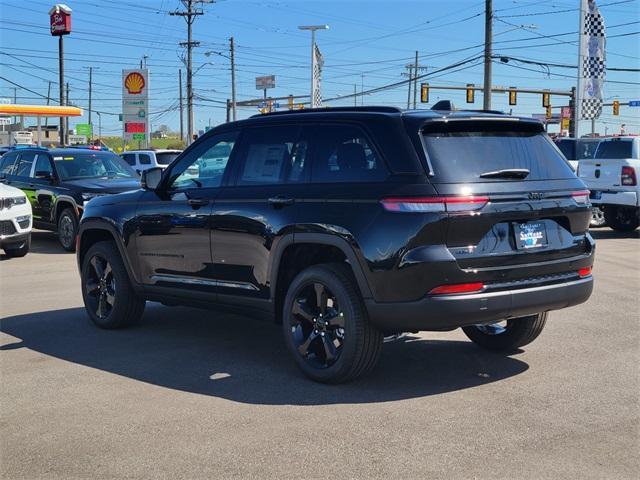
left=595, top=140, right=633, bottom=159
left=422, top=122, right=575, bottom=182
left=155, top=152, right=180, bottom=165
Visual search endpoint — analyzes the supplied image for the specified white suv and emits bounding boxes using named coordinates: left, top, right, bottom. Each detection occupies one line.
left=120, top=149, right=182, bottom=173
left=0, top=182, right=32, bottom=257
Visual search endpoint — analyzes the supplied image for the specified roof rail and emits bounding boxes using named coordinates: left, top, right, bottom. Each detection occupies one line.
left=430, top=100, right=504, bottom=115
left=250, top=105, right=402, bottom=118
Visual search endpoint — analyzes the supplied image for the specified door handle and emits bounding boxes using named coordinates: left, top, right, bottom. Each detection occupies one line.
left=268, top=196, right=295, bottom=207
left=187, top=198, right=209, bottom=207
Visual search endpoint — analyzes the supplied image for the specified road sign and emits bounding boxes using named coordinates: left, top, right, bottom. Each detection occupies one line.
left=75, top=123, right=92, bottom=136
left=258, top=101, right=279, bottom=109
left=256, top=75, right=276, bottom=90
left=561, top=106, right=572, bottom=119
left=68, top=134, right=86, bottom=145
left=629, top=100, right=640, bottom=107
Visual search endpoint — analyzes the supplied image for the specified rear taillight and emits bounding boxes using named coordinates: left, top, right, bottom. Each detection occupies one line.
left=571, top=190, right=590, bottom=205
left=621, top=166, right=637, bottom=186
left=381, top=196, right=489, bottom=213
left=429, top=282, right=485, bottom=295
left=578, top=266, right=592, bottom=278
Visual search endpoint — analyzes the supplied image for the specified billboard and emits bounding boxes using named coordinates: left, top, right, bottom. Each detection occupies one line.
left=256, top=75, right=276, bottom=90
left=122, top=69, right=149, bottom=145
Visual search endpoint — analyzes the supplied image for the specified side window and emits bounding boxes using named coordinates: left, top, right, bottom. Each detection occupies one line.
left=236, top=126, right=306, bottom=186
left=139, top=153, right=152, bottom=165
left=122, top=154, right=136, bottom=166
left=0, top=153, right=19, bottom=175
left=170, top=132, right=238, bottom=189
left=15, top=152, right=37, bottom=178
left=311, top=125, right=388, bottom=183
left=32, top=154, right=53, bottom=177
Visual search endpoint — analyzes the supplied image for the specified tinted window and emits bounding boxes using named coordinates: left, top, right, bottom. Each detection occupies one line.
left=595, top=140, right=633, bottom=159
left=33, top=154, right=53, bottom=177
left=53, top=152, right=137, bottom=180
left=122, top=154, right=136, bottom=166
left=577, top=140, right=600, bottom=160
left=0, top=152, right=18, bottom=175
left=170, top=132, right=238, bottom=189
left=155, top=152, right=180, bottom=165
left=139, top=153, right=152, bottom=165
left=311, top=125, right=387, bottom=183
left=15, top=151, right=37, bottom=177
left=236, top=126, right=306, bottom=186
left=422, top=122, right=575, bottom=182
left=556, top=140, right=576, bottom=160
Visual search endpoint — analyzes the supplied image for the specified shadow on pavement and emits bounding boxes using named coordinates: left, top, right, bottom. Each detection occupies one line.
left=1, top=304, right=529, bottom=405
left=589, top=229, right=639, bottom=240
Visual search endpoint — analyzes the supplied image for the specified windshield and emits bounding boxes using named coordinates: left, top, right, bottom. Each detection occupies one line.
left=155, top=152, right=181, bottom=165
left=595, top=140, right=633, bottom=159
left=422, top=123, right=575, bottom=183
left=53, top=152, right=138, bottom=180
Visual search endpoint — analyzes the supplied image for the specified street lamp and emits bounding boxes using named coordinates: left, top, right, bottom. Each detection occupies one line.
left=298, top=25, right=328, bottom=108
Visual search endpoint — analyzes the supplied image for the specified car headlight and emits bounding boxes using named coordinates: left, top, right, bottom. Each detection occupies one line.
left=1, top=196, right=27, bottom=209
left=82, top=192, right=103, bottom=203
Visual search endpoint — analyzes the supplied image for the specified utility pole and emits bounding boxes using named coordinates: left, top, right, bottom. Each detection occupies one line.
left=230, top=36, right=237, bottom=121
left=178, top=69, right=184, bottom=143
left=413, top=51, right=419, bottom=109
left=59, top=35, right=65, bottom=145
left=65, top=82, right=70, bottom=143
left=171, top=1, right=212, bottom=145
left=45, top=81, right=52, bottom=127
left=354, top=84, right=357, bottom=106
left=88, top=67, right=92, bottom=141
left=13, top=87, right=17, bottom=126
left=406, top=63, right=412, bottom=109
left=483, top=0, right=493, bottom=110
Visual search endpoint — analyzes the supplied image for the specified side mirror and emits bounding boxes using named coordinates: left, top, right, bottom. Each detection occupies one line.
left=35, top=171, right=53, bottom=181
left=141, top=167, right=163, bottom=190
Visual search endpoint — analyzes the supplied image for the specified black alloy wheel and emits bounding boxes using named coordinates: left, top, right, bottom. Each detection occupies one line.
left=290, top=281, right=346, bottom=369
left=84, top=254, right=116, bottom=320
left=57, top=208, right=78, bottom=251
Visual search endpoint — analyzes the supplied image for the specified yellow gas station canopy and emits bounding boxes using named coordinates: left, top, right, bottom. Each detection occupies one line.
left=0, top=104, right=83, bottom=117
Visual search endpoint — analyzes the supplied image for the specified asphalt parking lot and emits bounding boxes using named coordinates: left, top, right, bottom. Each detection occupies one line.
left=1, top=229, right=638, bottom=479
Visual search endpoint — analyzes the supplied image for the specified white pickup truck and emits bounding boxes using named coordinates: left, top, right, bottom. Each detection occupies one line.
left=578, top=136, right=640, bottom=232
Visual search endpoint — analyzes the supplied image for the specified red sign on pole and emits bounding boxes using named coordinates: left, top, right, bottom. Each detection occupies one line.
left=125, top=123, right=146, bottom=133
left=49, top=4, right=72, bottom=36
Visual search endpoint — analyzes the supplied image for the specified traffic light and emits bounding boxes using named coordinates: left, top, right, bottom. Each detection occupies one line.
left=466, top=84, right=475, bottom=104
left=420, top=83, right=429, bottom=103
left=546, top=104, right=552, bottom=119
left=542, top=91, right=550, bottom=108
left=613, top=100, right=620, bottom=116
left=288, top=95, right=294, bottom=110
left=508, top=88, right=517, bottom=106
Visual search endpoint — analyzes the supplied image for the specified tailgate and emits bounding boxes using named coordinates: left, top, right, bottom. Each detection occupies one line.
left=577, top=159, right=624, bottom=190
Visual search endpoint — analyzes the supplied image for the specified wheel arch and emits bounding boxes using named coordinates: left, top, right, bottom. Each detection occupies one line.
left=78, top=220, right=140, bottom=286
left=270, top=233, right=373, bottom=322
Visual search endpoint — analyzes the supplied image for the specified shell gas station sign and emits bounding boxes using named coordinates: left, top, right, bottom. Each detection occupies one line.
left=122, top=69, right=149, bottom=145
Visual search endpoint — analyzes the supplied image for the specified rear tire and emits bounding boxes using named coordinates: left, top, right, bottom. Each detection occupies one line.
left=57, top=207, right=78, bottom=251
left=3, top=234, right=30, bottom=258
left=282, top=263, right=383, bottom=383
left=81, top=240, right=145, bottom=329
left=589, top=206, right=607, bottom=228
left=462, top=312, right=547, bottom=351
left=604, top=206, right=639, bottom=232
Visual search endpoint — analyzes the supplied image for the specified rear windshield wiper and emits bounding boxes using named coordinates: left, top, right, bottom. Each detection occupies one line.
left=479, top=168, right=530, bottom=179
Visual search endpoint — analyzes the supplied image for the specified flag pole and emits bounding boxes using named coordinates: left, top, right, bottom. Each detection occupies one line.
left=575, top=0, right=586, bottom=138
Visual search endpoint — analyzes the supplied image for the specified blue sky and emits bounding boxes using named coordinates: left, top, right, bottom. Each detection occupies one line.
left=1, top=0, right=638, bottom=136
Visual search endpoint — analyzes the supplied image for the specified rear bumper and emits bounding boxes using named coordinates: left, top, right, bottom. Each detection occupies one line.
left=590, top=190, right=638, bottom=208
left=365, top=276, right=593, bottom=332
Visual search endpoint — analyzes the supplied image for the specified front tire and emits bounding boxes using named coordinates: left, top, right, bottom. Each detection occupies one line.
left=462, top=313, right=547, bottom=351
left=81, top=241, right=145, bottom=329
left=3, top=234, right=30, bottom=258
left=604, top=205, right=639, bottom=232
left=57, top=207, right=78, bottom=251
left=282, top=264, right=383, bottom=383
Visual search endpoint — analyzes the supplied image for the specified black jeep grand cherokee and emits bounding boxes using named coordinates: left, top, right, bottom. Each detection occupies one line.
left=77, top=105, right=594, bottom=383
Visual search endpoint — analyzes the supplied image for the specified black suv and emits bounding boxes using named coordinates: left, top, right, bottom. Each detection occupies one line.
left=0, top=147, right=140, bottom=251
left=77, top=106, right=594, bottom=383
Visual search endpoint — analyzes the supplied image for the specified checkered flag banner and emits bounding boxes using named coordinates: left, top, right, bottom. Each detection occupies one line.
left=579, top=0, right=606, bottom=120
left=311, top=43, right=324, bottom=108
